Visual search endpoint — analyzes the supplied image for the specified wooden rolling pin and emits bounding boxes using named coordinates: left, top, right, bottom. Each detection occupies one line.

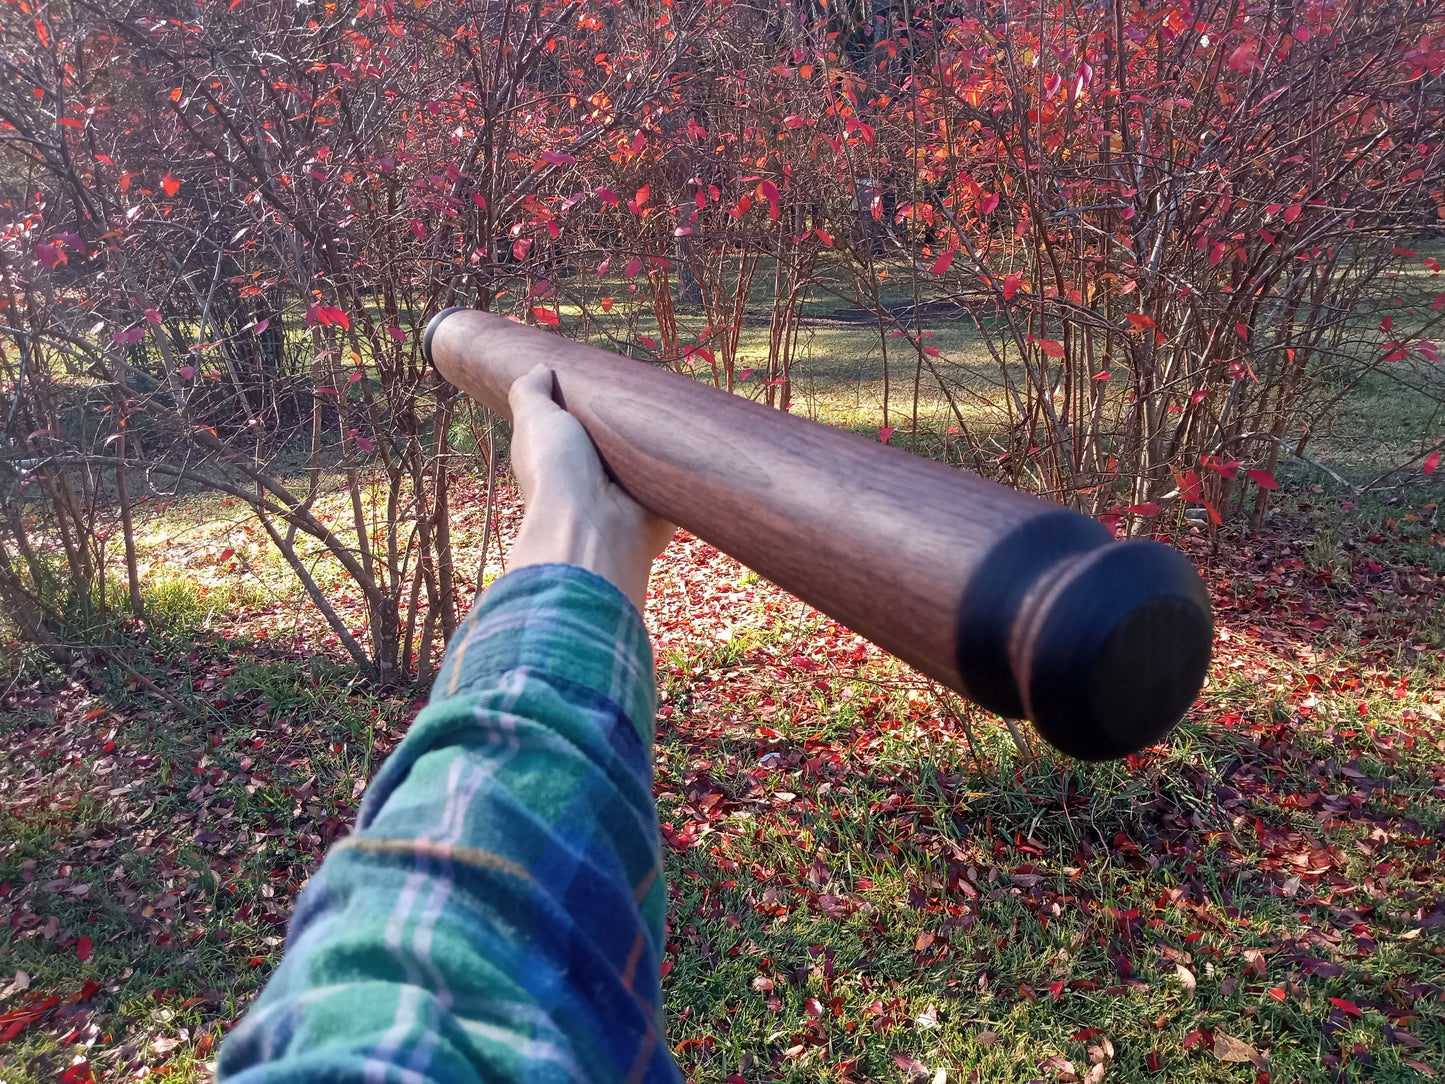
left=424, top=308, right=1212, bottom=760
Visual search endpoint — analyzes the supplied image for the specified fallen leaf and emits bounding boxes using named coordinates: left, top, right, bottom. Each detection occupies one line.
left=893, top=1053, right=930, bottom=1084
left=1176, top=963, right=1196, bottom=997
left=1212, top=1032, right=1257, bottom=1063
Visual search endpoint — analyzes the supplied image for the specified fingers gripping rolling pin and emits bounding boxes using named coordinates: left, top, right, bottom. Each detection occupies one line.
left=425, top=308, right=1212, bottom=761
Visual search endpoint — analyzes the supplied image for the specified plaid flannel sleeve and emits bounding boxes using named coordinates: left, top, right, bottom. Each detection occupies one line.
left=218, top=563, right=679, bottom=1084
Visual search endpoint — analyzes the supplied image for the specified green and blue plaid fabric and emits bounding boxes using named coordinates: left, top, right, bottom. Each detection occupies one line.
left=219, top=564, right=678, bottom=1083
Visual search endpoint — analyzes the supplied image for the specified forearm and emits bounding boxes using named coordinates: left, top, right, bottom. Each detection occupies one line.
left=218, top=565, right=675, bottom=1083
left=510, top=500, right=654, bottom=613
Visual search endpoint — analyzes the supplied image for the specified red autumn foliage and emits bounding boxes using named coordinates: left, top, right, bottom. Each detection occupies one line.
left=0, top=0, right=1441, bottom=676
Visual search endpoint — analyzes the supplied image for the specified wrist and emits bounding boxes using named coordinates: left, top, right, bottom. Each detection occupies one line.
left=510, top=502, right=652, bottom=612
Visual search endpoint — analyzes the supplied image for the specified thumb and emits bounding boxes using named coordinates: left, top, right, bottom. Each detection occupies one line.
left=508, top=363, right=559, bottom=423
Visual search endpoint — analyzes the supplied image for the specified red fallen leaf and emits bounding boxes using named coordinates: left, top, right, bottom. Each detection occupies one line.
left=1235, top=322, right=1250, bottom=340
left=1039, top=339, right=1065, bottom=358
left=144, top=308, right=162, bottom=325
left=1329, top=997, right=1363, bottom=1018
left=1267, top=987, right=1287, bottom=1001
left=979, top=192, right=1000, bottom=214
left=1125, top=312, right=1156, bottom=330
left=178, top=365, right=196, bottom=380
left=1072, top=1027, right=1103, bottom=1042
left=1246, top=468, right=1279, bottom=490
left=60, top=1059, right=94, bottom=1084
left=782, top=114, right=805, bottom=129
left=76, top=935, right=92, bottom=961
left=757, top=179, right=779, bottom=204
left=1424, top=450, right=1440, bottom=476
left=1041, top=1054, right=1075, bottom=1075
left=538, top=150, right=575, bottom=165
left=36, top=243, right=67, bottom=270
left=1265, top=202, right=1284, bottom=215
left=593, top=187, right=619, bottom=206
left=1284, top=203, right=1303, bottom=223
left=532, top=306, right=560, bottom=327
left=161, top=172, right=180, bottom=196
left=878, top=426, right=896, bottom=444
left=931, top=249, right=955, bottom=275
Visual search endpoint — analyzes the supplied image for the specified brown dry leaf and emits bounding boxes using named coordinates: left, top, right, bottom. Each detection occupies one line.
left=1213, top=1032, right=1258, bottom=1064
left=1176, top=963, right=1197, bottom=997
left=976, top=1031, right=999, bottom=1046
left=1243, top=947, right=1267, bottom=978
left=1083, top=1064, right=1105, bottom=1084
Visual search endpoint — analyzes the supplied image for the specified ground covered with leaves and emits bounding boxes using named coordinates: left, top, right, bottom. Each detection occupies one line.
left=2, top=483, right=1443, bottom=1083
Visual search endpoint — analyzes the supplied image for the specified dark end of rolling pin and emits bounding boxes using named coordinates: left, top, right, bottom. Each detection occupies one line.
left=1020, top=540, right=1213, bottom=760
left=423, top=306, right=470, bottom=368
left=956, top=519, right=1212, bottom=761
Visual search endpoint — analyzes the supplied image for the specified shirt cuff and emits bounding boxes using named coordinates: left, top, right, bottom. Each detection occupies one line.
left=431, top=563, right=656, bottom=744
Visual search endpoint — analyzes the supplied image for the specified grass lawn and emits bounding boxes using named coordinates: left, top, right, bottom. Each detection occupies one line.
left=3, top=274, right=1445, bottom=1081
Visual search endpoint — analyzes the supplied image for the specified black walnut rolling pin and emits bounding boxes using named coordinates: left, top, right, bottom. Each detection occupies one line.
left=425, top=308, right=1212, bottom=760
